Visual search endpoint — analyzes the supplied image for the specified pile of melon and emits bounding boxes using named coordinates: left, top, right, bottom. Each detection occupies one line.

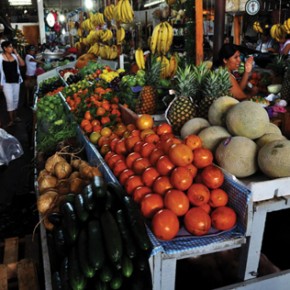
left=180, top=97, right=290, bottom=179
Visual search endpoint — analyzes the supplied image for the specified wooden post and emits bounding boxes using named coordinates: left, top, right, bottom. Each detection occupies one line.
left=195, top=0, right=203, bottom=65
left=233, top=15, right=241, bottom=45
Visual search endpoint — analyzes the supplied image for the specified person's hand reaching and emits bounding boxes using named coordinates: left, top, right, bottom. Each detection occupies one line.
left=245, top=56, right=254, bottom=73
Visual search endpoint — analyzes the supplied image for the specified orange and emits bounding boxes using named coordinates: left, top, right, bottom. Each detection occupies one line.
left=168, top=143, right=194, bottom=167
left=151, top=209, right=180, bottom=241
left=170, top=166, right=193, bottom=191
left=141, top=167, right=160, bottom=187
left=133, top=186, right=152, bottom=203
left=184, top=134, right=202, bottom=150
left=209, top=188, right=229, bottom=208
left=187, top=183, right=211, bottom=206
left=211, top=206, right=237, bottom=231
left=152, top=176, right=173, bottom=196
left=140, top=193, right=164, bottom=219
left=136, top=114, right=154, bottom=130
left=164, top=189, right=190, bottom=216
left=125, top=175, right=144, bottom=195
left=184, top=207, right=211, bottom=236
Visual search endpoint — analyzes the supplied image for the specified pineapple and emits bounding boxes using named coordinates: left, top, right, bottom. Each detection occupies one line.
left=280, top=62, right=290, bottom=102
left=165, top=65, right=198, bottom=134
left=135, top=59, right=161, bottom=115
left=198, top=67, right=232, bottom=118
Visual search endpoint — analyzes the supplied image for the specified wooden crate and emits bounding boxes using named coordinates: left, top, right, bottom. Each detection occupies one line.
left=0, top=235, right=40, bottom=290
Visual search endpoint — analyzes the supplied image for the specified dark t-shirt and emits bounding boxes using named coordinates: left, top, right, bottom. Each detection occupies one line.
left=3, top=60, right=19, bottom=83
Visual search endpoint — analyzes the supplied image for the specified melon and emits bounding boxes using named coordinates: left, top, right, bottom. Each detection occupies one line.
left=208, top=96, right=239, bottom=126
left=226, top=101, right=270, bottom=139
left=180, top=118, right=210, bottom=139
left=215, top=136, right=258, bottom=178
left=264, top=123, right=282, bottom=135
left=198, top=126, right=231, bottom=152
left=255, top=133, right=287, bottom=148
left=258, top=140, right=290, bottom=178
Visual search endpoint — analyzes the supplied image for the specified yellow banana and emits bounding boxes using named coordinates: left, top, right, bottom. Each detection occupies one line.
left=164, top=21, right=173, bottom=53
left=160, top=56, right=170, bottom=78
left=150, top=23, right=160, bottom=54
left=116, top=27, right=125, bottom=44
left=135, top=48, right=145, bottom=70
left=123, top=0, right=134, bottom=23
left=157, top=23, right=165, bottom=55
left=168, top=54, right=178, bottom=78
left=283, top=18, right=290, bottom=34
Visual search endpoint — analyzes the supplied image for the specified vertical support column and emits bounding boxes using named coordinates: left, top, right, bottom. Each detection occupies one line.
left=213, top=0, right=226, bottom=64
left=37, top=0, right=46, bottom=44
left=234, top=15, right=242, bottom=45
left=195, top=0, right=203, bottom=65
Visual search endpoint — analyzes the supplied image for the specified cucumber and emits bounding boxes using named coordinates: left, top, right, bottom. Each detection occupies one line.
left=61, top=201, right=79, bottom=244
left=92, top=176, right=106, bottom=198
left=109, top=271, right=123, bottom=290
left=51, top=271, right=62, bottom=290
left=60, top=256, right=70, bottom=290
left=53, top=226, right=67, bottom=258
left=123, top=196, right=152, bottom=251
left=47, top=212, right=63, bottom=226
left=115, top=209, right=137, bottom=259
left=99, top=263, right=113, bottom=283
left=100, top=211, right=123, bottom=266
left=74, top=193, right=89, bottom=222
left=77, top=228, right=96, bottom=278
left=87, top=219, right=105, bottom=270
left=121, top=255, right=134, bottom=278
left=95, top=280, right=109, bottom=290
left=82, top=184, right=95, bottom=211
left=68, top=246, right=87, bottom=290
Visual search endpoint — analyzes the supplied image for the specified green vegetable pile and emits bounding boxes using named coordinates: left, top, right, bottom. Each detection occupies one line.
left=36, top=94, right=77, bottom=152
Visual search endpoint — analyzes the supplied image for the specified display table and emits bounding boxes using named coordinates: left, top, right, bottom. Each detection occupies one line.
left=271, top=106, right=290, bottom=139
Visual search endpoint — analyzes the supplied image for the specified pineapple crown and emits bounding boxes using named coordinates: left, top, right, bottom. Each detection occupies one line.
left=144, top=55, right=162, bottom=86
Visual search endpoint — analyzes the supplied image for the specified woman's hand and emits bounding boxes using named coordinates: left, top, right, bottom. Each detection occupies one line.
left=245, top=56, right=254, bottom=73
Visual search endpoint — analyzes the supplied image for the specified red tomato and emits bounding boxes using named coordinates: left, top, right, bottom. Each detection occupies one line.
left=201, top=164, right=224, bottom=189
left=192, top=148, right=213, bottom=168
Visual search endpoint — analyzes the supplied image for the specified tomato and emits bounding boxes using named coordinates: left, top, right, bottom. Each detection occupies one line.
left=192, top=148, right=213, bottom=169
left=200, top=164, right=224, bottom=189
left=209, top=188, right=229, bottom=208
left=106, top=154, right=125, bottom=169
left=125, top=175, right=144, bottom=195
left=184, top=134, right=202, bottom=150
left=187, top=183, right=210, bottom=206
left=125, top=152, right=141, bottom=169
left=140, top=142, right=156, bottom=158
left=136, top=114, right=154, bottom=130
left=109, top=137, right=120, bottom=152
left=84, top=110, right=93, bottom=121
left=119, top=168, right=135, bottom=186
left=125, top=135, right=141, bottom=152
left=133, top=186, right=152, bottom=203
left=140, top=193, right=164, bottom=218
left=164, top=189, right=190, bottom=216
left=149, top=148, right=164, bottom=166
left=152, top=176, right=173, bottom=196
left=132, top=157, right=151, bottom=175
left=142, top=167, right=160, bottom=187
left=156, top=122, right=172, bottom=136
left=151, top=209, right=180, bottom=240
left=170, top=166, right=193, bottom=191
left=211, top=206, right=237, bottom=231
left=155, top=155, right=175, bottom=176
left=115, top=138, right=127, bottom=155
left=184, top=207, right=211, bottom=236
left=168, top=143, right=194, bottom=167
left=112, top=159, right=127, bottom=177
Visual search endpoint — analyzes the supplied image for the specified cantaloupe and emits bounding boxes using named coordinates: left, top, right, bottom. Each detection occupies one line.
left=208, top=96, right=239, bottom=126
left=226, top=101, right=270, bottom=139
left=198, top=126, right=231, bottom=152
left=180, top=118, right=210, bottom=139
left=255, top=133, right=287, bottom=148
left=258, top=140, right=290, bottom=178
left=215, top=136, right=258, bottom=178
left=264, top=123, right=282, bottom=135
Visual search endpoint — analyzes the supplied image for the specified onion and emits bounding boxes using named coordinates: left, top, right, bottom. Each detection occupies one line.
left=37, top=190, right=58, bottom=215
left=38, top=175, right=58, bottom=194
left=70, top=177, right=85, bottom=194
left=56, top=179, right=70, bottom=195
left=45, top=153, right=66, bottom=174
left=37, top=169, right=51, bottom=183
left=79, top=164, right=94, bottom=179
left=91, top=166, right=102, bottom=177
left=54, top=161, right=72, bottom=179
left=43, top=217, right=54, bottom=231
left=69, top=171, right=81, bottom=180
left=71, top=159, right=82, bottom=170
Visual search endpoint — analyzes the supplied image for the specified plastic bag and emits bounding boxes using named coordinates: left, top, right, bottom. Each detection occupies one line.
left=0, top=128, right=24, bottom=165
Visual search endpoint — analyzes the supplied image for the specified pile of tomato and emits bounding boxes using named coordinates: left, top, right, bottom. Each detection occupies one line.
left=99, top=114, right=238, bottom=241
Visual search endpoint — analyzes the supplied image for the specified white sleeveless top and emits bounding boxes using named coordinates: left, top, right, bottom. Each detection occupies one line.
left=280, top=39, right=290, bottom=55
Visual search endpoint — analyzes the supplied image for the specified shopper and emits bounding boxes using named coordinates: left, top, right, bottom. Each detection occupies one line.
left=278, top=32, right=290, bottom=56
left=217, top=43, right=258, bottom=101
left=0, top=40, right=25, bottom=127
left=256, top=29, right=278, bottom=53
left=25, top=45, right=43, bottom=106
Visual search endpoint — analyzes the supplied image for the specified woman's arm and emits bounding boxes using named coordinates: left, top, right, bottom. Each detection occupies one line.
left=230, top=74, right=249, bottom=100
left=239, top=56, right=254, bottom=90
left=281, top=42, right=290, bottom=55
left=13, top=50, right=25, bottom=66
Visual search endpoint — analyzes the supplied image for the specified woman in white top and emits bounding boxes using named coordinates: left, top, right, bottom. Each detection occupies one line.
left=279, top=33, right=290, bottom=56
left=256, top=30, right=278, bottom=53
left=0, top=40, right=25, bottom=127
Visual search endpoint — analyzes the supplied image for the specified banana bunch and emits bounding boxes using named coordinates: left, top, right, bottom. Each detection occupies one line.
left=77, top=28, right=83, bottom=37
left=150, top=21, right=173, bottom=56
left=116, top=27, right=126, bottom=44
left=270, top=24, right=285, bottom=42
left=157, top=54, right=178, bottom=79
left=253, top=21, right=263, bottom=34
left=113, top=0, right=134, bottom=24
left=100, top=29, right=113, bottom=43
left=283, top=18, right=290, bottom=34
left=85, top=30, right=102, bottom=45
left=81, top=19, right=95, bottom=31
left=104, top=4, right=115, bottom=21
left=90, top=12, right=106, bottom=27
left=98, top=44, right=119, bottom=60
left=88, top=43, right=100, bottom=55
left=135, top=48, right=145, bottom=70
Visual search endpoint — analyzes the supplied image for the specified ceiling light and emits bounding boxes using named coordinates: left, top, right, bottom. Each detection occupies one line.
left=144, top=0, right=165, bottom=8
left=84, top=0, right=93, bottom=10
left=8, top=0, right=32, bottom=5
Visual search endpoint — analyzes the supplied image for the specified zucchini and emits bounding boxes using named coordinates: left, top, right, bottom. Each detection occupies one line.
left=109, top=271, right=123, bottom=290
left=87, top=219, right=105, bottom=270
left=121, top=255, right=134, bottom=278
left=47, top=212, right=63, bottom=226
left=51, top=271, right=62, bottom=290
left=95, top=280, right=109, bottom=290
left=53, top=226, right=67, bottom=258
left=100, top=211, right=123, bottom=266
left=134, top=250, right=149, bottom=272
left=77, top=228, right=96, bottom=278
left=82, top=184, right=95, bottom=211
left=61, top=201, right=79, bottom=244
left=123, top=196, right=152, bottom=251
left=68, top=246, right=87, bottom=290
left=115, top=209, right=137, bottom=259
left=60, top=256, right=70, bottom=290
left=99, top=263, right=113, bottom=283
left=74, top=193, right=89, bottom=222
left=92, top=176, right=106, bottom=198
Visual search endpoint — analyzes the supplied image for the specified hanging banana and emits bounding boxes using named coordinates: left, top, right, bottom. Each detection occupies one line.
left=135, top=48, right=145, bottom=70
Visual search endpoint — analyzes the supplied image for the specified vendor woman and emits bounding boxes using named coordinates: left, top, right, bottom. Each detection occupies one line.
left=217, top=43, right=259, bottom=101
